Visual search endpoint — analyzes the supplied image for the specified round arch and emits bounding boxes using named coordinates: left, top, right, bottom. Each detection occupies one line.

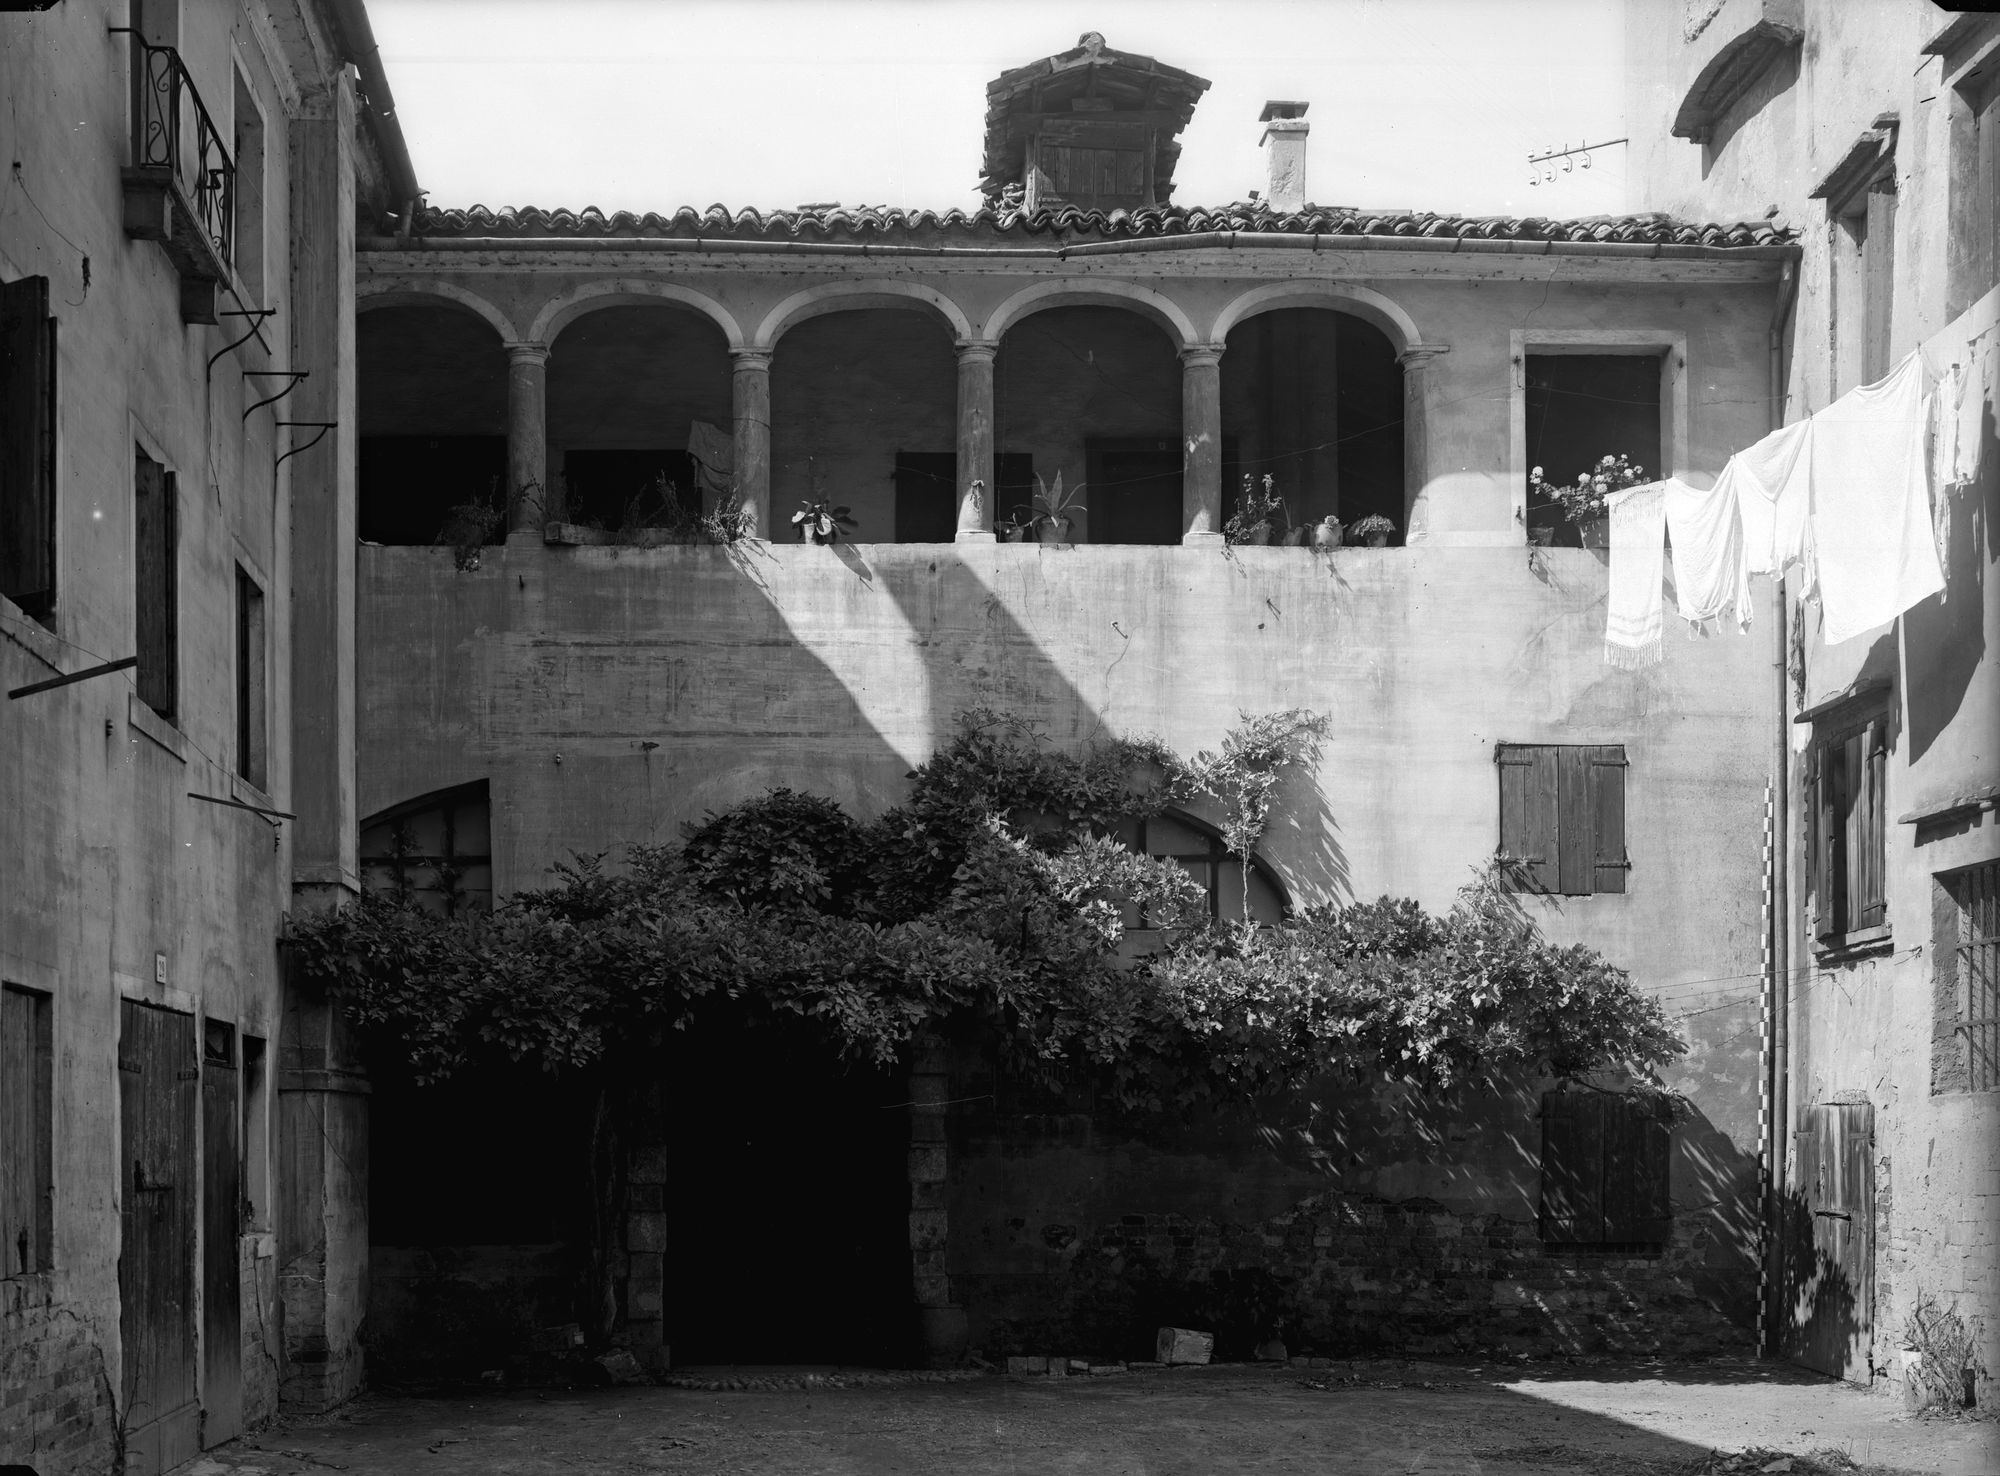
left=528, top=280, right=747, bottom=352
left=981, top=280, right=1200, bottom=351
left=356, top=279, right=517, bottom=341
left=750, top=281, right=973, bottom=352
left=1208, top=282, right=1426, bottom=356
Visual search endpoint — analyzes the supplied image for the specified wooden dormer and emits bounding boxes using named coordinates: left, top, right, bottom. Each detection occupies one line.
left=979, top=33, right=1210, bottom=212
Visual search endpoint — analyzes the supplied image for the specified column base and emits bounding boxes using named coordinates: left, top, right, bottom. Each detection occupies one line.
left=504, top=528, right=546, bottom=548
left=954, top=530, right=997, bottom=544
left=1181, top=531, right=1225, bottom=549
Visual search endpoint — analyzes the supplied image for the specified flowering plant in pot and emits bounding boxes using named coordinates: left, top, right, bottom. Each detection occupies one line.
left=1030, top=471, right=1086, bottom=544
left=1531, top=454, right=1648, bottom=544
left=1349, top=513, right=1397, bottom=547
left=791, top=495, right=856, bottom=545
left=1225, top=473, right=1288, bottom=546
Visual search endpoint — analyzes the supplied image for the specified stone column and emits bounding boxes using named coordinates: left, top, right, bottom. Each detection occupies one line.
left=1180, top=343, right=1225, bottom=546
left=505, top=341, right=550, bottom=535
left=954, top=339, right=998, bottom=542
left=731, top=349, right=773, bottom=539
left=1397, top=345, right=1449, bottom=543
left=908, top=1032, right=964, bottom=1366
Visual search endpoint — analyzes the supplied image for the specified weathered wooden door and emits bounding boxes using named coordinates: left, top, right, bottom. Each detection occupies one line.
left=1788, top=1101, right=1875, bottom=1381
left=201, top=1019, right=243, bottom=1445
left=119, top=1000, right=200, bottom=1474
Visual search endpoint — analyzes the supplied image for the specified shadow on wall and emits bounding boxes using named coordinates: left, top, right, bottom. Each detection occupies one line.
left=1904, top=403, right=1994, bottom=764
left=948, top=1067, right=1760, bottom=1363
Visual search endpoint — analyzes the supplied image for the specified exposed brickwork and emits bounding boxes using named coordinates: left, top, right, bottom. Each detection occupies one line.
left=0, top=1275, right=118, bottom=1476
left=960, top=1194, right=1751, bottom=1363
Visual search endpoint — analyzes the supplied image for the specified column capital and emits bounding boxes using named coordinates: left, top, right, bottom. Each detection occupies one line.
left=1397, top=343, right=1451, bottom=369
left=1179, top=342, right=1226, bottom=367
left=503, top=340, right=551, bottom=366
left=953, top=338, right=1000, bottom=362
left=731, top=347, right=775, bottom=370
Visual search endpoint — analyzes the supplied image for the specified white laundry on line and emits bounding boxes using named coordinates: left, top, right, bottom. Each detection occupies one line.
left=1663, top=474, right=1755, bottom=632
left=1603, top=481, right=1667, bottom=669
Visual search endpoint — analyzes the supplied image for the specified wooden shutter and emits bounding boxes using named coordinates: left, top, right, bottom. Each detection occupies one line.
left=1586, top=747, right=1630, bottom=895
left=135, top=452, right=178, bottom=719
left=1810, top=736, right=1838, bottom=943
left=1498, top=745, right=1559, bottom=893
left=118, top=1001, right=199, bottom=1449
left=1600, top=1097, right=1673, bottom=1242
left=1, top=275, right=57, bottom=618
left=1539, top=1090, right=1605, bottom=1242
left=2, top=985, right=54, bottom=1276
left=1862, top=186, right=1897, bottom=384
left=201, top=1020, right=243, bottom=1445
left=1855, top=718, right=1887, bottom=930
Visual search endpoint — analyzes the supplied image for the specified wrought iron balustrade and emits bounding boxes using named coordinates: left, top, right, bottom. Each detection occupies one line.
left=126, top=32, right=234, bottom=270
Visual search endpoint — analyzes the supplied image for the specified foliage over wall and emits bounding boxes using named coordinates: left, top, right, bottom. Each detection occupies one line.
left=290, top=710, right=1685, bottom=1111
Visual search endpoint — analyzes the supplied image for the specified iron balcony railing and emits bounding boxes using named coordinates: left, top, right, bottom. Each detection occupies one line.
left=127, top=32, right=234, bottom=270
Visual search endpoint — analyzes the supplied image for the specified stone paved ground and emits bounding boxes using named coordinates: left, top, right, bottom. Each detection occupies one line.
left=180, top=1360, right=2000, bottom=1476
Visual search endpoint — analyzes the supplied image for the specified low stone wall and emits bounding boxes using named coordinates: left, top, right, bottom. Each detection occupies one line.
left=366, top=1244, right=579, bottom=1381
left=0, top=1275, right=118, bottom=1476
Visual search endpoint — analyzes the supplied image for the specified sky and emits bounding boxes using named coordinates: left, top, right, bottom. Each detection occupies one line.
left=369, top=0, right=1632, bottom=220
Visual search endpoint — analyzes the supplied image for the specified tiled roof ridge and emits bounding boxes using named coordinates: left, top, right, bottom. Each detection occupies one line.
left=407, top=201, right=1794, bottom=248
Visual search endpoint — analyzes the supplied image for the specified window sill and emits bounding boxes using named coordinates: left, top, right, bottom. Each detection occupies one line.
left=1813, top=926, right=1892, bottom=964
left=0, top=596, right=62, bottom=674
left=128, top=693, right=187, bottom=763
left=231, top=771, right=274, bottom=811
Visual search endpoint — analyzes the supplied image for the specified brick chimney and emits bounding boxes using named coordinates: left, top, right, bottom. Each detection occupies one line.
left=1259, top=101, right=1309, bottom=212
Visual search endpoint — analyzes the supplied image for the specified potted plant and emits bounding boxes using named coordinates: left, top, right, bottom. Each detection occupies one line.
left=1349, top=513, right=1397, bottom=548
left=1310, top=514, right=1343, bottom=550
left=700, top=487, right=756, bottom=543
left=791, top=495, right=856, bottom=545
left=1030, top=471, right=1086, bottom=544
left=998, top=510, right=1035, bottom=543
left=1530, top=454, right=1648, bottom=548
left=1225, top=473, right=1287, bottom=546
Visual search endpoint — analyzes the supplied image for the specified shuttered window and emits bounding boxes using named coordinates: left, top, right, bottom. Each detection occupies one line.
left=1496, top=744, right=1629, bottom=896
left=1, top=275, right=57, bottom=622
left=235, top=568, right=266, bottom=789
left=1941, top=862, right=2000, bottom=1094
left=1539, top=1089, right=1672, bottom=1245
left=134, top=447, right=178, bottom=720
left=1807, top=706, right=1889, bottom=949
left=1, top=983, right=54, bottom=1278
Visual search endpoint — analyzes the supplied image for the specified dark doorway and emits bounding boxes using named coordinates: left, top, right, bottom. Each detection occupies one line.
left=200, top=1019, right=243, bottom=1446
left=662, top=1020, right=910, bottom=1364
left=118, top=1001, right=199, bottom=1475
left=1524, top=354, right=1662, bottom=547
left=1088, top=438, right=1184, bottom=545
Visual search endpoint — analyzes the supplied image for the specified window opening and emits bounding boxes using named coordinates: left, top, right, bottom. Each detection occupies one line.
left=1938, top=862, right=2000, bottom=1093
left=359, top=781, right=494, bottom=915
left=231, top=68, right=265, bottom=301
left=134, top=446, right=179, bottom=720
left=1496, top=744, right=1629, bottom=897
left=241, top=1033, right=267, bottom=1229
left=1, top=983, right=54, bottom=1277
left=1523, top=355, right=1662, bottom=547
left=235, top=567, right=266, bottom=789
left=1, top=275, right=57, bottom=623
left=1112, top=809, right=1288, bottom=927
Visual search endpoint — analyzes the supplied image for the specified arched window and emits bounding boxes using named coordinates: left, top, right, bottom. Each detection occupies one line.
left=1112, top=809, right=1289, bottom=926
left=358, top=781, right=492, bottom=915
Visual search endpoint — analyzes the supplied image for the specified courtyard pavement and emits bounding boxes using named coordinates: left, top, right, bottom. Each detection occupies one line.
left=181, top=1359, right=2000, bottom=1476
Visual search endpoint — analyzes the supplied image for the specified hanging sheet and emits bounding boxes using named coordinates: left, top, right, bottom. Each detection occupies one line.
left=1663, top=474, right=1754, bottom=632
left=1603, top=481, right=1667, bottom=669
left=1729, top=416, right=1814, bottom=591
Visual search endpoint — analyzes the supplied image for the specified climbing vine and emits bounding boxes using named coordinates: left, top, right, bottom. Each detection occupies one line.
left=289, top=710, right=1683, bottom=1110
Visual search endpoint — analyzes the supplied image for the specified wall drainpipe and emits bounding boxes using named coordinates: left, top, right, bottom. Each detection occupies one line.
left=1763, top=255, right=1798, bottom=1359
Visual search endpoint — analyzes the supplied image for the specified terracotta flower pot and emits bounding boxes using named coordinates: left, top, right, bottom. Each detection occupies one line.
left=1235, top=525, right=1272, bottom=546
left=1311, top=520, right=1343, bottom=550
left=1281, top=526, right=1309, bottom=547
left=1036, top=517, right=1069, bottom=544
left=1578, top=515, right=1610, bottom=550
left=1365, top=532, right=1389, bottom=548
left=1003, top=525, right=1031, bottom=543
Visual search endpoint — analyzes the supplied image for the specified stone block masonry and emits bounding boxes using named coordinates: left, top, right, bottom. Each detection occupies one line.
left=0, top=1276, right=119, bottom=1476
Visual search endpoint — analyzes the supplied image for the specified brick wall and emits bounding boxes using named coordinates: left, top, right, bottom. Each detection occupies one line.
left=0, top=1275, right=118, bottom=1476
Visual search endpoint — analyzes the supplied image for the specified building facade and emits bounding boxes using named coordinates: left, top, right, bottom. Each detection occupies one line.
left=0, top=1, right=410, bottom=1470
left=348, top=39, right=1797, bottom=1373
left=1629, top=0, right=1998, bottom=1401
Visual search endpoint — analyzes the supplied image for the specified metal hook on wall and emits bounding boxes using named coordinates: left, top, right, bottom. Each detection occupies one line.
left=242, top=370, right=309, bottom=422
left=206, top=308, right=277, bottom=381
left=274, top=420, right=337, bottom=473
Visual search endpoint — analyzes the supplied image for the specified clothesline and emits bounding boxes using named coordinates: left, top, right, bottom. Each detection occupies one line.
left=1603, top=334, right=1992, bottom=666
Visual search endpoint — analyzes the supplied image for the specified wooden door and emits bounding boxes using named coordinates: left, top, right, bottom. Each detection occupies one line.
left=201, top=1019, right=243, bottom=1446
left=1788, top=1102, right=1875, bottom=1381
left=119, top=1000, right=200, bottom=1474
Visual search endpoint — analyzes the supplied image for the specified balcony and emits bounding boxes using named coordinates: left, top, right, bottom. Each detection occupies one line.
left=119, top=34, right=235, bottom=324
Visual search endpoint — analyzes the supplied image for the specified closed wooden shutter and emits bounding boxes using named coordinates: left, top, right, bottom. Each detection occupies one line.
left=1862, top=187, right=1897, bottom=384
left=1600, top=1096, right=1673, bottom=1241
left=1, top=275, right=57, bottom=618
left=1855, top=718, right=1887, bottom=930
left=1497, top=745, right=1559, bottom=893
left=1586, top=747, right=1630, bottom=894
left=1810, top=736, right=1838, bottom=943
left=1, top=985, right=54, bottom=1276
left=135, top=451, right=178, bottom=719
left=1539, top=1091, right=1605, bottom=1242
left=201, top=1020, right=243, bottom=1445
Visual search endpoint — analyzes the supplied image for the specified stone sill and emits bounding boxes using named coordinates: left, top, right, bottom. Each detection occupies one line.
left=128, top=692, right=187, bottom=763
left=1813, top=926, right=1892, bottom=966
